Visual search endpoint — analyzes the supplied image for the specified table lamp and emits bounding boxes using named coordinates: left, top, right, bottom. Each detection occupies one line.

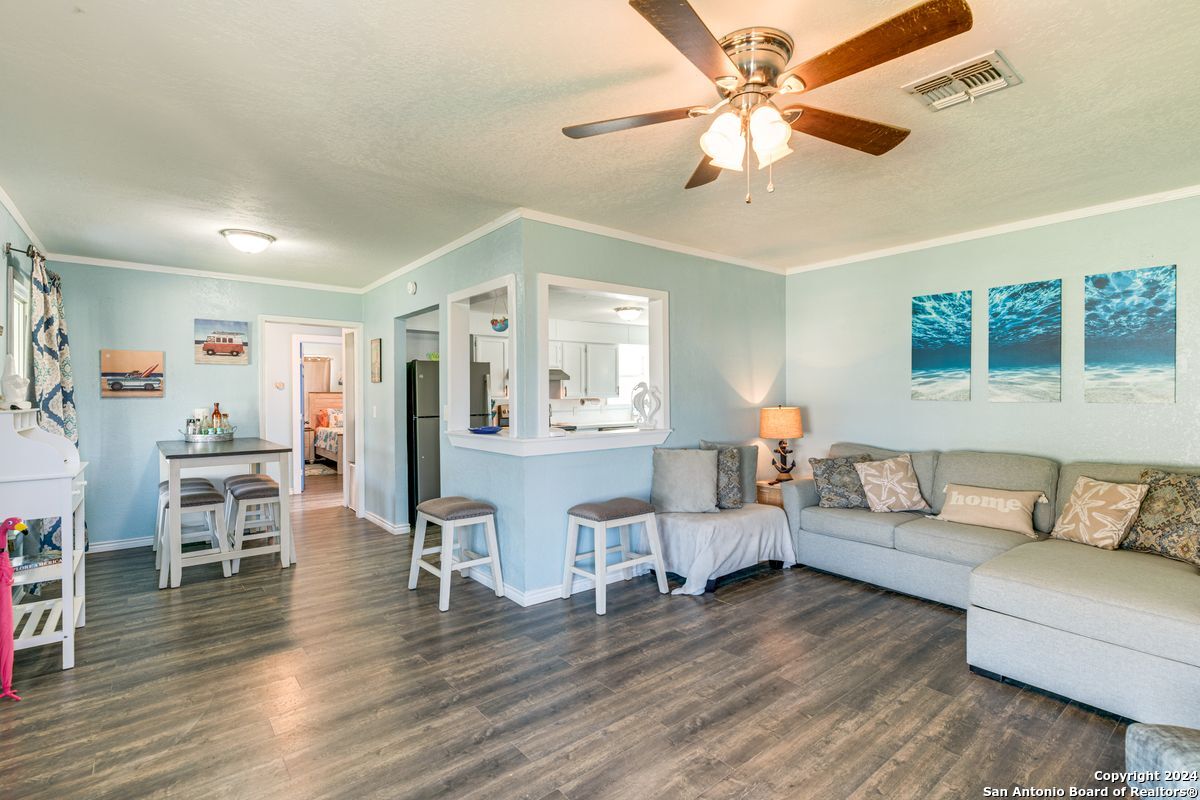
left=759, top=405, right=803, bottom=485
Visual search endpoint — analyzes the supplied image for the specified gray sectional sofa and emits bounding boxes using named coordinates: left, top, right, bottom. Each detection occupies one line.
left=778, top=442, right=1200, bottom=729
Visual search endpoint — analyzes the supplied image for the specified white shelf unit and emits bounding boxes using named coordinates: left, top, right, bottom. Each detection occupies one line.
left=0, top=409, right=87, bottom=670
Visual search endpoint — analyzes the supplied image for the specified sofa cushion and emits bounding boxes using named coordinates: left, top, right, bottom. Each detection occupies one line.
left=809, top=454, right=871, bottom=509
left=829, top=442, right=938, bottom=505
left=895, top=516, right=1035, bottom=567
left=931, top=450, right=1059, bottom=533
left=854, top=455, right=931, bottom=513
left=800, top=507, right=922, bottom=548
left=970, top=539, right=1200, bottom=668
left=1057, top=462, right=1200, bottom=517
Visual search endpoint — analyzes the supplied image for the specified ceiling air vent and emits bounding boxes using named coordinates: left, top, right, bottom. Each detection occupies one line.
left=902, top=50, right=1022, bottom=111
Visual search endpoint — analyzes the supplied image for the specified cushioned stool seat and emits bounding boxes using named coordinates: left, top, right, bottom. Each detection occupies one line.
left=224, top=474, right=277, bottom=491
left=229, top=480, right=282, bottom=501
left=159, top=478, right=218, bottom=494
left=1125, top=724, right=1200, bottom=793
left=568, top=498, right=654, bottom=522
left=417, top=496, right=497, bottom=521
left=171, top=489, right=226, bottom=508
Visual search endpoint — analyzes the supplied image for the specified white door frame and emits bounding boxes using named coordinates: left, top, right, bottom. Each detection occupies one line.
left=291, top=332, right=344, bottom=490
left=258, top=314, right=366, bottom=519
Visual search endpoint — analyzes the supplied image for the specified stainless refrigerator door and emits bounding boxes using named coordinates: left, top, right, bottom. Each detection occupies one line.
left=412, top=360, right=440, bottom=418
left=470, top=362, right=491, bottom=417
left=414, top=416, right=441, bottom=505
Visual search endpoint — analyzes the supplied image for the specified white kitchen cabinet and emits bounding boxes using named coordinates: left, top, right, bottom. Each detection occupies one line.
left=548, top=341, right=563, bottom=369
left=584, top=343, right=619, bottom=398
left=559, top=341, right=585, bottom=398
left=473, top=335, right=508, bottom=399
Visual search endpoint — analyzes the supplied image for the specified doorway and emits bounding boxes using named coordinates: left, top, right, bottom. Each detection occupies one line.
left=258, top=316, right=365, bottom=516
left=297, top=334, right=344, bottom=503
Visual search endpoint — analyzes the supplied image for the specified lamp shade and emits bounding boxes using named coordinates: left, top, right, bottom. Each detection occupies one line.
left=759, top=405, right=803, bottom=439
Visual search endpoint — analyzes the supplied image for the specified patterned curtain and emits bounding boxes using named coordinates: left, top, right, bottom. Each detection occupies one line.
left=28, top=257, right=78, bottom=552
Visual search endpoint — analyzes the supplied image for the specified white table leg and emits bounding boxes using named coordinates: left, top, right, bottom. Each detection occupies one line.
left=277, top=452, right=292, bottom=568
left=169, top=461, right=183, bottom=588
left=59, top=495, right=75, bottom=670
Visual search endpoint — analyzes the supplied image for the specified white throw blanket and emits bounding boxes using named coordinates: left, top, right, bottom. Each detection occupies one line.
left=634, top=504, right=797, bottom=595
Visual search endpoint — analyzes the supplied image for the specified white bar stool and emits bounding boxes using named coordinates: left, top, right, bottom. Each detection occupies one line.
left=156, top=483, right=231, bottom=589
left=561, top=498, right=668, bottom=615
left=408, top=496, right=503, bottom=612
left=153, top=478, right=222, bottom=557
left=226, top=477, right=296, bottom=573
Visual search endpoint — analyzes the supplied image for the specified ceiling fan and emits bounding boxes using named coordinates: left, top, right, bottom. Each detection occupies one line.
left=563, top=0, right=974, bottom=200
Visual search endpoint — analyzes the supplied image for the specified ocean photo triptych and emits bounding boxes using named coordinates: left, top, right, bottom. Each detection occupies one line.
left=912, top=265, right=1176, bottom=404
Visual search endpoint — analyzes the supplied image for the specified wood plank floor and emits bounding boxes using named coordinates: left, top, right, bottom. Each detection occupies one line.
left=3, top=478, right=1126, bottom=799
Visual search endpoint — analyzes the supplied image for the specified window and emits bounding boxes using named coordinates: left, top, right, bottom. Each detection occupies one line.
left=445, top=275, right=518, bottom=437
left=536, top=274, right=669, bottom=441
left=7, top=265, right=31, bottom=383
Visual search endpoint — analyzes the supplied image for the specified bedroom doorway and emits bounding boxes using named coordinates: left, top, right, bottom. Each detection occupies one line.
left=257, top=315, right=365, bottom=516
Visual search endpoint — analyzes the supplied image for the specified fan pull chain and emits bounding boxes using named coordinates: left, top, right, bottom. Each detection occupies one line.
left=744, top=117, right=752, bottom=204
left=767, top=162, right=775, bottom=193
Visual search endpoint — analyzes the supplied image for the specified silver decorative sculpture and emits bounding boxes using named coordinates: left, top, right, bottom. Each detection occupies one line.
left=632, top=382, right=662, bottom=429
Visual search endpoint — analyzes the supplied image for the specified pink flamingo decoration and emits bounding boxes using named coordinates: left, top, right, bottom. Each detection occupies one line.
left=0, top=516, right=26, bottom=701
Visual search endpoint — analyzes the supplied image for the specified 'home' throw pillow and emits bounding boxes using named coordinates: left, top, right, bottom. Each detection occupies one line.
left=936, top=484, right=1046, bottom=538
left=651, top=449, right=719, bottom=513
left=854, top=454, right=931, bottom=513
left=1051, top=476, right=1149, bottom=550
left=809, top=454, right=871, bottom=509
left=1121, top=469, right=1200, bottom=566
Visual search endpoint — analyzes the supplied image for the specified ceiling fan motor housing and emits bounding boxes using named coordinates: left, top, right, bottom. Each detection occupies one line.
left=718, top=27, right=794, bottom=88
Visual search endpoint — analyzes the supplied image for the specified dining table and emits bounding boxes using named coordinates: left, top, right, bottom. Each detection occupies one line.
left=156, top=437, right=293, bottom=588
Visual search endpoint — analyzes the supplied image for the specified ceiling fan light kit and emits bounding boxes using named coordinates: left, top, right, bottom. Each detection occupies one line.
left=563, top=0, right=974, bottom=199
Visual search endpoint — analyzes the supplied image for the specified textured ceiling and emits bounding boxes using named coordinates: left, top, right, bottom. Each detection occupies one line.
left=2, top=0, right=1199, bottom=288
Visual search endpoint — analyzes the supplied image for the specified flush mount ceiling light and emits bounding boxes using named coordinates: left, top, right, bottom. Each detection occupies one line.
left=614, top=306, right=644, bottom=322
left=563, top=0, right=975, bottom=202
left=219, top=229, right=276, bottom=254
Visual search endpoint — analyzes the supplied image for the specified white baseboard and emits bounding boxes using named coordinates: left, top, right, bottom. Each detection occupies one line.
left=365, top=511, right=410, bottom=535
left=88, top=536, right=154, bottom=552
left=465, top=565, right=650, bottom=607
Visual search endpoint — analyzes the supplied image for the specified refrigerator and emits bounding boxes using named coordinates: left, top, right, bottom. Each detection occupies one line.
left=406, top=360, right=490, bottom=521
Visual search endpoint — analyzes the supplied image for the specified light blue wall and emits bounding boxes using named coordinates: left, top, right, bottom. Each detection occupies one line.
left=517, top=220, right=786, bottom=590
left=361, top=218, right=787, bottom=594
left=48, top=261, right=362, bottom=546
left=786, top=195, right=1198, bottom=468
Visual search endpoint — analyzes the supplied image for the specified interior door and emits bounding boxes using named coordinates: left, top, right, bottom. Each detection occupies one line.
left=342, top=329, right=357, bottom=511
left=473, top=335, right=508, bottom=399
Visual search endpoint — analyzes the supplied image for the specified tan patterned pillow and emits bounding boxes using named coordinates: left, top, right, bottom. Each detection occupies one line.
left=936, top=484, right=1046, bottom=537
left=854, top=455, right=930, bottom=513
left=1052, top=476, right=1148, bottom=549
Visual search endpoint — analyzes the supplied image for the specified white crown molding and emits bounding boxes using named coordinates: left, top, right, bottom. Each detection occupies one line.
left=786, top=183, right=1200, bottom=275
left=44, top=253, right=363, bottom=294
left=0, top=183, right=46, bottom=253
left=359, top=209, right=524, bottom=294
left=516, top=208, right=783, bottom=275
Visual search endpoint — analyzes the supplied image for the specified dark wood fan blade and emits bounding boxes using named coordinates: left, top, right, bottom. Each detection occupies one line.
left=785, top=105, right=910, bottom=155
left=684, top=157, right=721, bottom=189
left=562, top=107, right=696, bottom=139
left=777, top=0, right=973, bottom=93
left=629, top=0, right=742, bottom=84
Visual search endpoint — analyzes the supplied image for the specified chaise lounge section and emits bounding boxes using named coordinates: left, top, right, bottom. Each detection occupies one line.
left=780, top=443, right=1200, bottom=728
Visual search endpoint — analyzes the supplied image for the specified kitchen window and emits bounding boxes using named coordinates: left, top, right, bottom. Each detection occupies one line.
left=534, top=274, right=670, bottom=448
